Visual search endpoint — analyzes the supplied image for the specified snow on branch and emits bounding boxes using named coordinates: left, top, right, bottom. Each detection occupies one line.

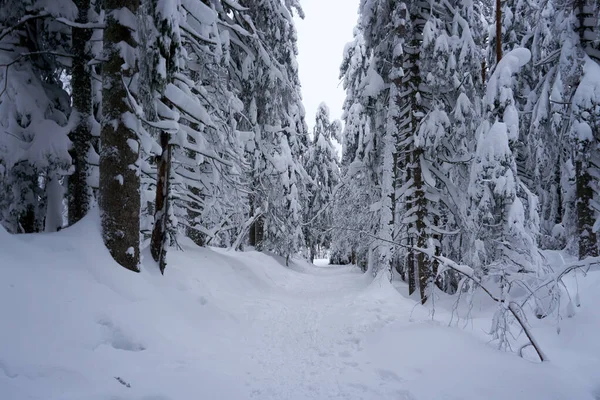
left=334, top=227, right=549, bottom=362
left=54, top=17, right=105, bottom=30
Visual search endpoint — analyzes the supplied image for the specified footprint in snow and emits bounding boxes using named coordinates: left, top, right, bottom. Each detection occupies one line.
left=97, top=318, right=146, bottom=352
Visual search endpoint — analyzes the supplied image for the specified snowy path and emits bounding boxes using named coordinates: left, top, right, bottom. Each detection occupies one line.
left=225, top=269, right=409, bottom=398
left=234, top=262, right=401, bottom=399
left=1, top=224, right=597, bottom=400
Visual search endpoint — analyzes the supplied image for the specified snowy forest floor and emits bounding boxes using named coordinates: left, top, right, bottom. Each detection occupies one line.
left=1, top=213, right=600, bottom=399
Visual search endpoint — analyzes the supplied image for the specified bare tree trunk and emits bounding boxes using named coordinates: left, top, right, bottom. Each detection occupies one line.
left=554, top=161, right=563, bottom=225
left=414, top=149, right=429, bottom=304
left=68, top=0, right=93, bottom=225
left=495, top=0, right=502, bottom=63
left=19, top=204, right=36, bottom=234
left=249, top=200, right=256, bottom=247
left=100, top=0, right=141, bottom=272
left=254, top=216, right=264, bottom=250
left=249, top=192, right=264, bottom=250
left=576, top=158, right=598, bottom=259
left=406, top=159, right=416, bottom=295
left=576, top=0, right=600, bottom=61
left=151, top=130, right=171, bottom=274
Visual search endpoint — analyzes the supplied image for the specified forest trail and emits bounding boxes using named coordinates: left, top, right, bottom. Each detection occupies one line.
left=232, top=260, right=411, bottom=399
left=1, top=222, right=597, bottom=400
left=180, top=249, right=408, bottom=399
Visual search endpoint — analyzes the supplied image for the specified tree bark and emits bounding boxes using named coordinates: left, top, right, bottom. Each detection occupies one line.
left=414, top=150, right=429, bottom=304
left=68, top=0, right=93, bottom=225
left=495, top=0, right=502, bottom=63
left=249, top=193, right=264, bottom=250
left=575, top=158, right=598, bottom=259
left=99, top=0, right=141, bottom=272
left=150, top=130, right=171, bottom=274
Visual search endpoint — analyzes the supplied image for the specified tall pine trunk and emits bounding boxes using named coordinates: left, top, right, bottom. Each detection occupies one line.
left=249, top=192, right=264, bottom=250
left=574, top=0, right=598, bottom=260
left=402, top=7, right=427, bottom=300
left=186, top=145, right=206, bottom=247
left=575, top=157, right=598, bottom=259
left=495, top=0, right=502, bottom=63
left=100, top=0, right=141, bottom=272
left=414, top=149, right=429, bottom=304
left=150, top=131, right=171, bottom=274
left=406, top=152, right=416, bottom=295
left=68, top=0, right=93, bottom=225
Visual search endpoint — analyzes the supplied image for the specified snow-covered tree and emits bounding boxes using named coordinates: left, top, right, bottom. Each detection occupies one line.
left=331, top=25, right=376, bottom=268
left=238, top=0, right=309, bottom=261
left=469, top=48, right=543, bottom=286
left=304, top=102, right=340, bottom=261
left=0, top=0, right=74, bottom=233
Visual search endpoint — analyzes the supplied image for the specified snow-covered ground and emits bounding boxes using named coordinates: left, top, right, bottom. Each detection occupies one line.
left=1, top=214, right=599, bottom=399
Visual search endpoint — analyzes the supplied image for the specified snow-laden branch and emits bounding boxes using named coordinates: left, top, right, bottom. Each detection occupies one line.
left=0, top=11, right=50, bottom=42
left=333, top=226, right=550, bottom=362
left=54, top=18, right=105, bottom=29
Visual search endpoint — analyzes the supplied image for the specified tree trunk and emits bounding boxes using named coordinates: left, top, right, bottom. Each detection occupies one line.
left=554, top=161, right=563, bottom=225
left=414, top=150, right=429, bottom=304
left=576, top=0, right=600, bottom=61
left=150, top=130, right=171, bottom=274
left=99, top=0, right=141, bottom=272
left=576, top=158, right=598, bottom=259
left=68, top=0, right=93, bottom=225
left=249, top=193, right=264, bottom=250
left=406, top=153, right=416, bottom=295
left=19, top=204, right=36, bottom=234
left=495, top=0, right=502, bottom=63
left=254, top=215, right=264, bottom=250
left=184, top=133, right=206, bottom=246
left=186, top=181, right=206, bottom=246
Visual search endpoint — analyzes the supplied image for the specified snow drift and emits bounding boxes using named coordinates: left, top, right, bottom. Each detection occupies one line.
left=0, top=213, right=598, bottom=399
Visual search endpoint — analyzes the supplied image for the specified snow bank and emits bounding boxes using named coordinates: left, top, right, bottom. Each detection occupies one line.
left=0, top=214, right=597, bottom=399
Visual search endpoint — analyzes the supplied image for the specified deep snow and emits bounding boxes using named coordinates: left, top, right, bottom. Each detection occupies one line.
left=1, top=214, right=599, bottom=399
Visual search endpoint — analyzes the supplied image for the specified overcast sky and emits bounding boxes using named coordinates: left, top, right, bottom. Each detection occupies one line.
left=294, top=0, right=359, bottom=131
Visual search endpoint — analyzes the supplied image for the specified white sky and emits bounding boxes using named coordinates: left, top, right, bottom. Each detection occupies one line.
left=294, top=0, right=359, bottom=131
